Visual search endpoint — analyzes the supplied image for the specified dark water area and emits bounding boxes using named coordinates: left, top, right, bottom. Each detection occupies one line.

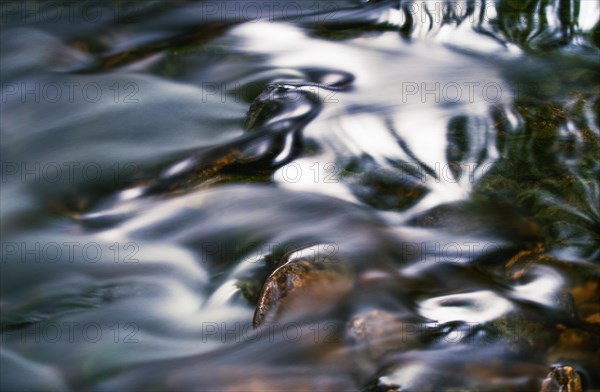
left=1, top=1, right=599, bottom=391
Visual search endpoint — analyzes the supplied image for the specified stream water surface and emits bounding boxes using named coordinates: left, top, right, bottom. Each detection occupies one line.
left=1, top=1, right=599, bottom=391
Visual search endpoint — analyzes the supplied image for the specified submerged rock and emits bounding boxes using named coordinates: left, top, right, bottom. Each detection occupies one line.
left=540, top=365, right=583, bottom=392
left=253, top=245, right=353, bottom=327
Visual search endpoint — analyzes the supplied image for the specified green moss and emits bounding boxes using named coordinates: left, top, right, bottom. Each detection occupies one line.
left=236, top=279, right=262, bottom=303
left=486, top=312, right=558, bottom=354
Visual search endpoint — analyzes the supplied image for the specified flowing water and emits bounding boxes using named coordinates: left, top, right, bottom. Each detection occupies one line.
left=1, top=1, right=599, bottom=391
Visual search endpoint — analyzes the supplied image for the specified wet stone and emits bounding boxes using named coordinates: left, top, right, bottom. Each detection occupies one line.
left=347, top=310, right=423, bottom=360
left=253, top=249, right=353, bottom=327
left=540, top=365, right=583, bottom=392
left=349, top=168, right=428, bottom=211
left=244, top=83, right=322, bottom=133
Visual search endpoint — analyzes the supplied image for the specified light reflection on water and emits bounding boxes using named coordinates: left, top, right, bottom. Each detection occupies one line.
left=418, top=290, right=514, bottom=323
left=1, top=1, right=599, bottom=390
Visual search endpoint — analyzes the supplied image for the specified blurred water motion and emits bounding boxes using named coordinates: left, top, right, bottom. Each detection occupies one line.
left=1, top=1, right=599, bottom=391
